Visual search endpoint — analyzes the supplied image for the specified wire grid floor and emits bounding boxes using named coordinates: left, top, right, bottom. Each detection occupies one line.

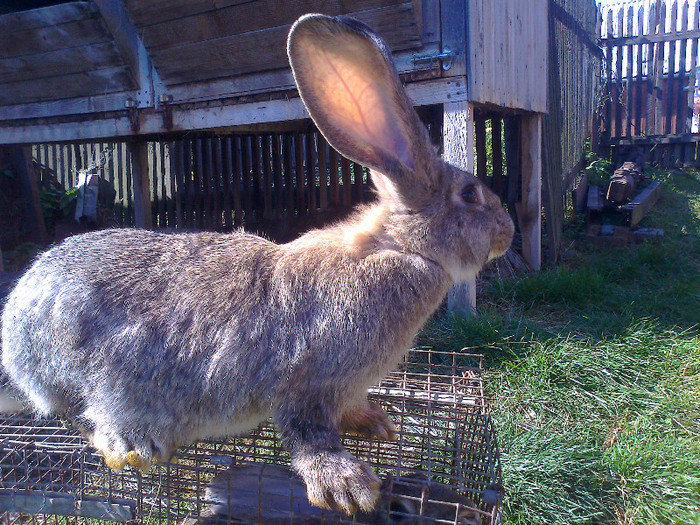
left=0, top=349, right=502, bottom=525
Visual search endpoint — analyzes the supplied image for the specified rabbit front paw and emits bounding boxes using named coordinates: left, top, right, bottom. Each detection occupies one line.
left=340, top=401, right=397, bottom=440
left=293, top=450, right=380, bottom=515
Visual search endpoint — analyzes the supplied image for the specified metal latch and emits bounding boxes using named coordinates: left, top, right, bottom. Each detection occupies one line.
left=412, top=47, right=454, bottom=71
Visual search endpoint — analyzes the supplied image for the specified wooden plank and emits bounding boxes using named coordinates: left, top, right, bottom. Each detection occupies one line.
left=467, top=0, right=548, bottom=113
left=645, top=3, right=657, bottom=136
left=614, top=8, right=624, bottom=137
left=261, top=135, right=273, bottom=220
left=665, top=1, right=679, bottom=135
left=676, top=1, right=690, bottom=134
left=621, top=181, right=662, bottom=226
left=221, top=137, right=233, bottom=229
left=208, top=138, right=221, bottom=230
left=329, top=148, right=340, bottom=208
left=183, top=141, right=193, bottom=229
left=231, top=136, right=243, bottom=227
left=0, top=146, right=48, bottom=244
left=634, top=5, right=646, bottom=136
left=251, top=135, right=263, bottom=222
left=353, top=162, right=364, bottom=203
left=341, top=156, right=352, bottom=207
left=306, top=132, right=317, bottom=215
left=443, top=99, right=476, bottom=314
left=604, top=10, right=614, bottom=143
left=517, top=114, right=542, bottom=272
left=687, top=2, right=700, bottom=134
left=128, top=141, right=153, bottom=229
left=283, top=134, right=294, bottom=218
left=194, top=138, right=206, bottom=229
left=625, top=6, right=634, bottom=138
left=0, top=17, right=112, bottom=59
left=602, top=26, right=700, bottom=45
left=317, top=134, right=328, bottom=212
left=148, top=3, right=420, bottom=86
left=0, top=66, right=134, bottom=105
left=0, top=2, right=98, bottom=33
left=136, top=0, right=406, bottom=49
left=611, top=132, right=700, bottom=144
left=294, top=134, right=306, bottom=215
left=124, top=0, right=275, bottom=27
left=0, top=42, right=124, bottom=84
left=171, top=141, right=184, bottom=228
left=241, top=135, right=253, bottom=225
left=272, top=134, right=283, bottom=219
left=653, top=3, right=667, bottom=135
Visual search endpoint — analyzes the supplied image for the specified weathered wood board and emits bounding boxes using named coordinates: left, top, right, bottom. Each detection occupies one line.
left=467, top=0, right=548, bottom=113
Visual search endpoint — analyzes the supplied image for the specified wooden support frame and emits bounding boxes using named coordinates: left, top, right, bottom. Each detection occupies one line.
left=443, top=98, right=477, bottom=314
left=517, top=114, right=542, bottom=271
left=127, top=141, right=152, bottom=230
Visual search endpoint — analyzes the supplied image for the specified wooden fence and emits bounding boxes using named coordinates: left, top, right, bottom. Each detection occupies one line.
left=601, top=0, right=700, bottom=165
left=32, top=130, right=372, bottom=241
left=543, top=0, right=601, bottom=262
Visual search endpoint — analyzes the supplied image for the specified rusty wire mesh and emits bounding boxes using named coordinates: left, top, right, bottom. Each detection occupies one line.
left=0, top=349, right=502, bottom=525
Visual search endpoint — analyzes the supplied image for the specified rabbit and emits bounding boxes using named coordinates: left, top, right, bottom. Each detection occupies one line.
left=180, top=463, right=483, bottom=525
left=0, top=13, right=513, bottom=517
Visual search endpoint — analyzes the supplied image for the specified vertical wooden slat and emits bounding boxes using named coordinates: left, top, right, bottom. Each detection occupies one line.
left=221, top=137, right=232, bottom=229
left=251, top=135, right=262, bottom=223
left=283, top=133, right=294, bottom=217
left=615, top=8, right=624, bottom=137
left=128, top=140, right=152, bottom=230
left=635, top=6, right=646, bottom=135
left=208, top=138, right=221, bottom=230
left=329, top=147, right=340, bottom=208
left=654, top=2, right=667, bottom=135
left=352, top=162, right=364, bottom=203
left=443, top=100, right=476, bottom=314
left=341, top=156, right=351, bottom=206
left=625, top=6, right=634, bottom=137
left=518, top=114, right=542, bottom=272
left=677, top=1, right=690, bottom=134
left=294, top=133, right=305, bottom=215
left=262, top=135, right=272, bottom=220
left=687, top=1, right=700, bottom=134
left=317, top=133, right=328, bottom=211
left=240, top=135, right=253, bottom=225
left=193, top=139, right=205, bottom=229
left=666, top=1, right=679, bottom=134
left=170, top=141, right=183, bottom=229
left=604, top=9, right=614, bottom=142
left=305, top=131, right=317, bottom=215
left=231, top=136, right=243, bottom=227
left=272, top=134, right=283, bottom=219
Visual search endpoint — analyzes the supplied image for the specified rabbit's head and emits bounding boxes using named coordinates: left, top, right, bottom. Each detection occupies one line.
left=288, top=15, right=513, bottom=282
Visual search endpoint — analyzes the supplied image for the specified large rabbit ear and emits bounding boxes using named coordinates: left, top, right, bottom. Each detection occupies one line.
left=288, top=14, right=434, bottom=188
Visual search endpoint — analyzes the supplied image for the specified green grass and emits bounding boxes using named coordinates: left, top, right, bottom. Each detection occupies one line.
left=419, top=169, right=700, bottom=524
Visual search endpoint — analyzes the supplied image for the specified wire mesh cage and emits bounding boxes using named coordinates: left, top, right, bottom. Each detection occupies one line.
left=0, top=349, right=502, bottom=525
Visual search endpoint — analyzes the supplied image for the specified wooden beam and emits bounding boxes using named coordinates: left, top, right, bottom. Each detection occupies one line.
left=0, top=77, right=467, bottom=145
left=443, top=98, right=477, bottom=314
left=517, top=114, right=542, bottom=271
left=92, top=0, right=166, bottom=107
left=127, top=141, right=152, bottom=229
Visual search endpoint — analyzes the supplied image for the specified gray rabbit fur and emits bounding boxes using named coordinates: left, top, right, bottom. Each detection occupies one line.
left=0, top=14, right=513, bottom=516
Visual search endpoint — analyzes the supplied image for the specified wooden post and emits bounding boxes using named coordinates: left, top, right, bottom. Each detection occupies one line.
left=128, top=140, right=152, bottom=229
left=0, top=145, right=48, bottom=245
left=518, top=114, right=542, bottom=271
left=443, top=100, right=476, bottom=314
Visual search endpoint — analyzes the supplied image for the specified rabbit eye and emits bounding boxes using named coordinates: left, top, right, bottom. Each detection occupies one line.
left=461, top=186, right=478, bottom=204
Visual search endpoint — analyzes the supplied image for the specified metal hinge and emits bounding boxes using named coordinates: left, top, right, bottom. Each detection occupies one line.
left=412, top=47, right=454, bottom=71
